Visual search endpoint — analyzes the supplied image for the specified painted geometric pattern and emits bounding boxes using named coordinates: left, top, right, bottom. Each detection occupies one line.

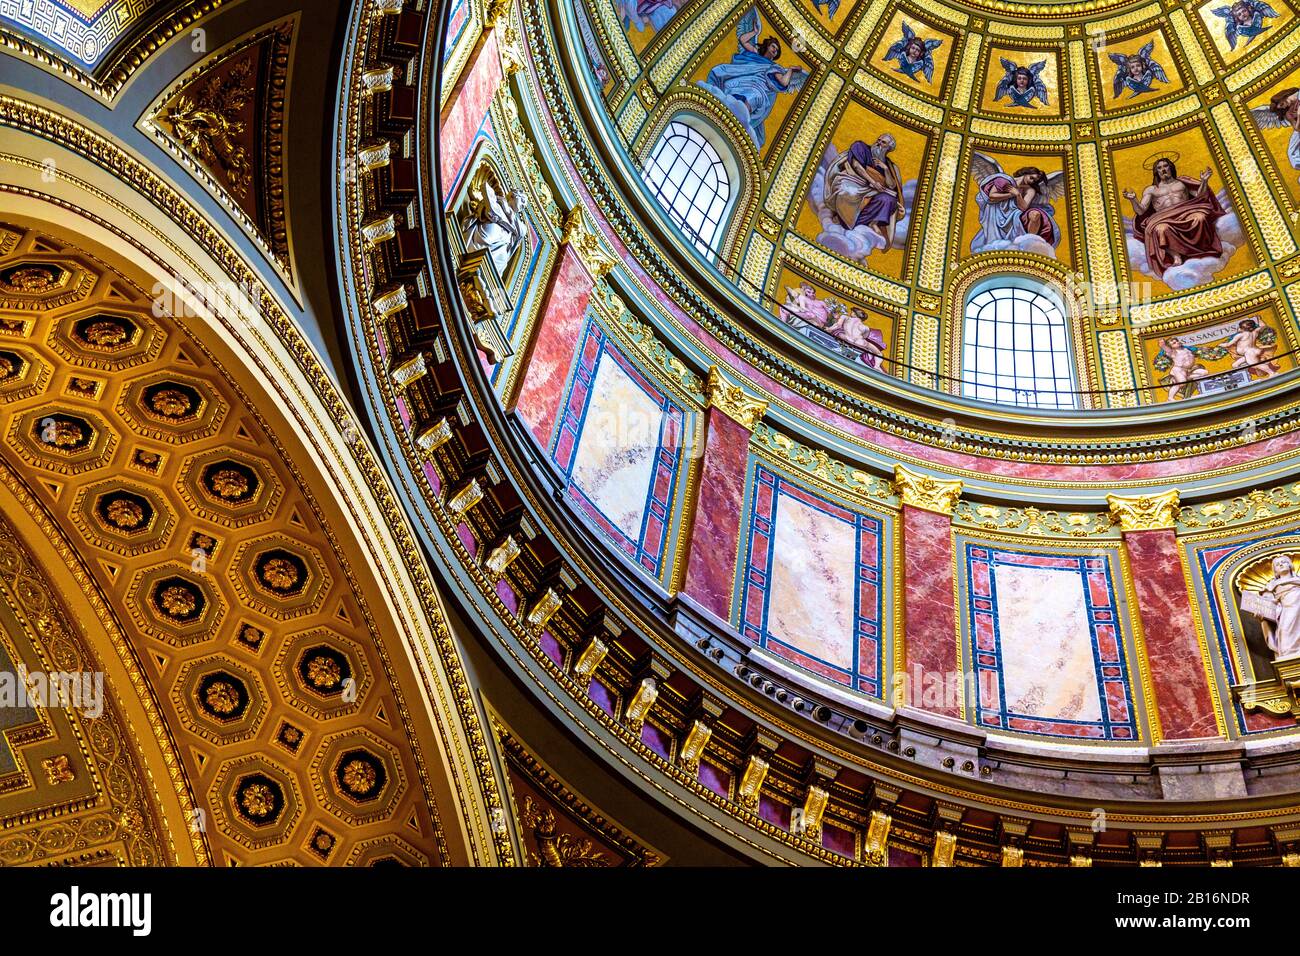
left=552, top=315, right=685, bottom=579
left=736, top=464, right=883, bottom=698
left=965, top=547, right=1136, bottom=740
left=0, top=0, right=163, bottom=66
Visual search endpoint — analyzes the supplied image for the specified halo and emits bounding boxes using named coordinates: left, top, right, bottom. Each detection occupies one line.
left=1142, top=150, right=1180, bottom=171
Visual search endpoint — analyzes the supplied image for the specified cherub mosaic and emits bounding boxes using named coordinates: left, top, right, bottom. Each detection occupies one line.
left=993, top=58, right=1049, bottom=109
left=968, top=153, right=1065, bottom=258
left=1121, top=153, right=1242, bottom=290
left=1108, top=43, right=1168, bottom=98
left=882, top=22, right=943, bottom=84
left=1210, top=0, right=1280, bottom=49
left=697, top=8, right=809, bottom=149
left=780, top=282, right=888, bottom=368
left=1152, top=315, right=1281, bottom=400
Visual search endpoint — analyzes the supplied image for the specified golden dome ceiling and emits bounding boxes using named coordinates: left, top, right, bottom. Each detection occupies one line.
left=0, top=219, right=488, bottom=866
left=566, top=0, right=1300, bottom=409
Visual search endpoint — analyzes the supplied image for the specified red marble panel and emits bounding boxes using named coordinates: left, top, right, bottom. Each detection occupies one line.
left=439, top=30, right=500, bottom=201
left=682, top=408, right=750, bottom=619
left=901, top=504, right=959, bottom=718
left=514, top=246, right=592, bottom=446
left=1125, top=529, right=1219, bottom=740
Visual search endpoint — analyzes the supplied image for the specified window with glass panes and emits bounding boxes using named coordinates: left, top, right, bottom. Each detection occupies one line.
left=641, top=120, right=732, bottom=257
left=961, top=281, right=1077, bottom=409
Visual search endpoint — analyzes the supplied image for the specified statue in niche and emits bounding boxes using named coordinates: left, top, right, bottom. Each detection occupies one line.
left=696, top=7, right=808, bottom=149
left=1241, top=555, right=1300, bottom=660
left=461, top=165, right=527, bottom=277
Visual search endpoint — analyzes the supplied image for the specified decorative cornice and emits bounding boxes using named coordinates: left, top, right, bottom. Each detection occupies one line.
left=893, top=465, right=963, bottom=516
left=1107, top=490, right=1181, bottom=533
left=706, top=366, right=767, bottom=431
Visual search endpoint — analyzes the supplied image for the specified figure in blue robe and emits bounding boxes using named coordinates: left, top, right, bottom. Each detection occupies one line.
left=697, top=8, right=808, bottom=148
left=1109, top=42, right=1168, bottom=98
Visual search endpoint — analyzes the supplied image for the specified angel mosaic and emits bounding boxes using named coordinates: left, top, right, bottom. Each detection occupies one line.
left=968, top=153, right=1065, bottom=258
left=697, top=8, right=808, bottom=148
left=615, top=0, right=682, bottom=35
left=1109, top=43, right=1168, bottom=98
left=781, top=283, right=887, bottom=368
left=1211, top=0, right=1279, bottom=49
left=1122, top=153, right=1241, bottom=290
left=1153, top=317, right=1279, bottom=400
left=882, top=22, right=943, bottom=83
left=811, top=0, right=841, bottom=21
left=1251, top=86, right=1300, bottom=180
left=808, top=135, right=913, bottom=260
left=993, top=58, right=1048, bottom=109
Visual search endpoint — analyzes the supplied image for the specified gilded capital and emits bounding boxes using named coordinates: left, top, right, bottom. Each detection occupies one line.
left=560, top=207, right=616, bottom=279
left=1106, top=489, right=1180, bottom=533
left=893, top=464, right=962, bottom=516
left=706, top=366, right=767, bottom=431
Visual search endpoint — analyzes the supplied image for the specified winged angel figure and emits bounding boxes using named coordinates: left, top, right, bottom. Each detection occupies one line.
left=697, top=8, right=808, bottom=148
left=994, top=58, right=1048, bottom=108
left=1251, top=87, right=1300, bottom=180
left=1110, top=42, right=1168, bottom=98
left=882, top=22, right=943, bottom=83
left=1211, top=0, right=1280, bottom=50
left=968, top=153, right=1066, bottom=258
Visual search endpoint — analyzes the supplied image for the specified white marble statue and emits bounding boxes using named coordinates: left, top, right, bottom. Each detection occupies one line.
left=1244, top=554, right=1300, bottom=659
left=463, top=174, right=527, bottom=276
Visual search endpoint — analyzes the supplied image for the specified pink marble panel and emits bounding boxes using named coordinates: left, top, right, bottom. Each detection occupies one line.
left=514, top=247, right=592, bottom=446
left=440, top=30, right=500, bottom=201
left=902, top=505, right=959, bottom=718
left=682, top=409, right=751, bottom=620
left=1125, top=529, right=1219, bottom=740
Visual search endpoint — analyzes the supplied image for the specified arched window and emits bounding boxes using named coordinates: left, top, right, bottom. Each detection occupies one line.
left=641, top=118, right=736, bottom=257
left=961, top=277, right=1077, bottom=409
